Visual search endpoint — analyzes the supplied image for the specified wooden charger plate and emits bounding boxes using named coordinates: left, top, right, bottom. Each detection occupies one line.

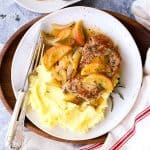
left=0, top=11, right=150, bottom=144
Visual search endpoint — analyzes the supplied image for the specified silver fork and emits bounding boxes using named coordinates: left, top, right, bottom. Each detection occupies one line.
left=5, top=32, right=45, bottom=150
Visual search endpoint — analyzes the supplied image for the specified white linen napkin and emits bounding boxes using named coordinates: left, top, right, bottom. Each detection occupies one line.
left=131, top=0, right=150, bottom=30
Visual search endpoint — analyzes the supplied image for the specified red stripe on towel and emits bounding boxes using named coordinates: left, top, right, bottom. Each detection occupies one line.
left=80, top=106, right=150, bottom=150
left=110, top=106, right=150, bottom=150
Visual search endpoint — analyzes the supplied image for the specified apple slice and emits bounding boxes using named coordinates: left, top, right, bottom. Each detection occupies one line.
left=81, top=62, right=112, bottom=76
left=43, top=45, right=72, bottom=70
left=57, top=28, right=75, bottom=46
left=57, top=28, right=72, bottom=40
left=71, top=48, right=82, bottom=77
left=73, top=21, right=85, bottom=46
left=83, top=73, right=113, bottom=92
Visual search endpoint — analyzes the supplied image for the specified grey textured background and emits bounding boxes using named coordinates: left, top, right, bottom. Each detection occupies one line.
left=0, top=0, right=135, bottom=149
left=0, top=0, right=135, bottom=43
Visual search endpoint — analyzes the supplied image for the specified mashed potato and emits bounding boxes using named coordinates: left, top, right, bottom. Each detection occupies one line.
left=28, top=64, right=109, bottom=133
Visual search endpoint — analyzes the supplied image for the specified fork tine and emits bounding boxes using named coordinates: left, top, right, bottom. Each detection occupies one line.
left=32, top=42, right=45, bottom=71
left=40, top=43, right=45, bottom=63
left=22, top=33, right=44, bottom=91
left=32, top=40, right=42, bottom=70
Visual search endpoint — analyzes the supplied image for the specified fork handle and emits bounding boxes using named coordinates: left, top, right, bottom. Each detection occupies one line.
left=5, top=90, right=25, bottom=148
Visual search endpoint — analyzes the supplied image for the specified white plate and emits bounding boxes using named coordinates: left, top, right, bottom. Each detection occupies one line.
left=14, top=0, right=81, bottom=13
left=11, top=6, right=142, bottom=140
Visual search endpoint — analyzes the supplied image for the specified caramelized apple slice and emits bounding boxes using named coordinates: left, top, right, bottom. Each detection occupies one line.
left=51, top=22, right=74, bottom=37
left=51, top=28, right=62, bottom=37
left=64, top=93, right=76, bottom=102
left=43, top=45, right=72, bottom=70
left=57, top=28, right=75, bottom=46
left=51, top=67, right=62, bottom=81
left=73, top=21, right=85, bottom=46
left=52, top=22, right=74, bottom=30
left=72, top=48, right=82, bottom=77
left=57, top=28, right=72, bottom=40
left=59, top=69, right=67, bottom=83
left=83, top=74, right=113, bottom=92
left=81, top=62, right=112, bottom=76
